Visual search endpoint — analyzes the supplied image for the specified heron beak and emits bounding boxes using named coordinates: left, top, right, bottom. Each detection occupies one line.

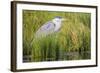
left=61, top=18, right=67, bottom=21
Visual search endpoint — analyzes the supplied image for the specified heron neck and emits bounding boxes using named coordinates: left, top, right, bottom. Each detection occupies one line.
left=54, top=23, right=61, bottom=31
left=52, top=19, right=62, bottom=31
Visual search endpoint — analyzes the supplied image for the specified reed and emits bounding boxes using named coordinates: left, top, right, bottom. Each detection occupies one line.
left=23, top=10, right=91, bottom=62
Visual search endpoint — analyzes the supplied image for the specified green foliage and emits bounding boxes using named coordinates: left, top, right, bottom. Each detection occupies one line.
left=23, top=10, right=91, bottom=62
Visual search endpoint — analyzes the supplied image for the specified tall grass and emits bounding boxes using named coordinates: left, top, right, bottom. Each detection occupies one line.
left=23, top=10, right=91, bottom=62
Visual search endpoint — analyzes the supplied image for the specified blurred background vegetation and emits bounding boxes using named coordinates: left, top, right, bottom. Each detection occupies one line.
left=23, top=10, right=91, bottom=62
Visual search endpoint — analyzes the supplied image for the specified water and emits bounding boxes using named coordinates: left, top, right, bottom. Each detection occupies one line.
left=23, top=50, right=91, bottom=62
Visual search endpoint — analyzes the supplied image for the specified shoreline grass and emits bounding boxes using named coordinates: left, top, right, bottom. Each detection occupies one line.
left=23, top=10, right=91, bottom=62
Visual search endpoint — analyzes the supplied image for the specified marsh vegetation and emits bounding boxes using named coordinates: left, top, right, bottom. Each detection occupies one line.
left=23, top=10, right=91, bottom=62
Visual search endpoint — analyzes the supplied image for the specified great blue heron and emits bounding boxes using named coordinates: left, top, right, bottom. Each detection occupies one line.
left=35, top=16, right=65, bottom=38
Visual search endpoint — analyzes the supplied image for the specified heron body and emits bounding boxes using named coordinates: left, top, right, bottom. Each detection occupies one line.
left=35, top=16, right=64, bottom=38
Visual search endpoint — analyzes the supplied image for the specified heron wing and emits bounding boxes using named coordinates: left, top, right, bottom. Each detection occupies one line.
left=35, top=21, right=55, bottom=37
left=40, top=21, right=55, bottom=31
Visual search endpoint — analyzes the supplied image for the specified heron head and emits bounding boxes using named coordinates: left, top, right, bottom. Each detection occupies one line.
left=52, top=16, right=66, bottom=25
left=52, top=16, right=66, bottom=31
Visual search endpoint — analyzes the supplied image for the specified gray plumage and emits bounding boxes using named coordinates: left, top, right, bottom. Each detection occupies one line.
left=35, top=21, right=55, bottom=38
left=34, top=16, right=65, bottom=38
